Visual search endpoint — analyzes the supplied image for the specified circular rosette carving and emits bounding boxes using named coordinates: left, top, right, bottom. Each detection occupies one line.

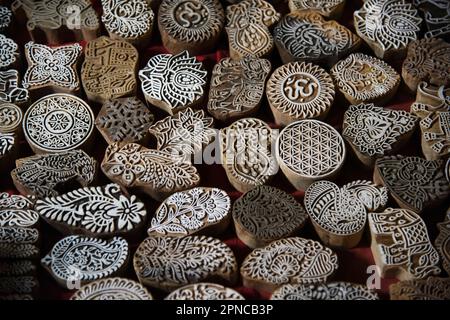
left=165, top=283, right=245, bottom=300
left=0, top=103, right=23, bottom=134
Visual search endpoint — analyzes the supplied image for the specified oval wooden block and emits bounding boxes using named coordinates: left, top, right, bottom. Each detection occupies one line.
left=0, top=34, right=19, bottom=70
left=390, top=277, right=450, bottom=300
left=276, top=120, right=346, bottom=190
left=271, top=282, right=379, bottom=300
left=374, top=155, right=450, bottom=214
left=35, top=184, right=147, bottom=237
left=343, top=103, right=418, bottom=168
left=305, top=180, right=388, bottom=249
left=165, top=283, right=244, bottom=300
left=368, top=208, right=441, bottom=280
left=225, top=0, right=280, bottom=59
left=402, top=37, right=450, bottom=92
left=11, top=150, right=97, bottom=198
left=331, top=53, right=400, bottom=105
left=274, top=11, right=361, bottom=66
left=41, top=235, right=129, bottom=288
left=71, top=277, right=153, bottom=300
left=207, top=57, right=271, bottom=122
left=232, top=186, right=308, bottom=249
left=266, top=61, right=335, bottom=126
left=95, top=97, right=155, bottom=145
left=148, top=187, right=230, bottom=237
left=354, top=0, right=422, bottom=59
left=81, top=36, right=139, bottom=104
left=220, top=118, right=277, bottom=192
left=158, top=0, right=225, bottom=55
left=240, top=237, right=338, bottom=294
left=139, top=51, right=207, bottom=115
left=0, top=69, right=30, bottom=106
left=101, top=0, right=155, bottom=46
left=12, top=0, right=100, bottom=44
left=134, top=235, right=238, bottom=292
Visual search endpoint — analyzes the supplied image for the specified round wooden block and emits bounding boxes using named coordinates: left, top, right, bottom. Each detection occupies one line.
left=232, top=185, right=308, bottom=248
left=158, top=0, right=225, bottom=55
left=331, top=53, right=400, bottom=105
left=354, top=0, right=422, bottom=59
left=240, top=237, right=338, bottom=294
left=390, top=277, right=450, bottom=300
left=274, top=11, right=361, bottom=66
left=0, top=103, right=22, bottom=135
left=276, top=120, right=346, bottom=190
left=23, top=94, right=94, bottom=154
left=266, top=61, right=335, bottom=126
left=288, top=0, right=346, bottom=19
left=71, top=277, right=153, bottom=300
left=165, top=283, right=245, bottom=300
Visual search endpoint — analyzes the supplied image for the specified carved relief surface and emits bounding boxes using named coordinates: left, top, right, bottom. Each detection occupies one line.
left=0, top=103, right=23, bottom=134
left=0, top=70, right=29, bottom=105
left=71, top=277, right=153, bottom=300
left=0, top=276, right=38, bottom=294
left=0, top=6, right=12, bottom=31
left=0, top=132, right=14, bottom=159
left=139, top=51, right=207, bottom=115
left=134, top=235, right=238, bottom=292
left=0, top=34, right=19, bottom=70
left=225, top=0, right=280, bottom=59
left=368, top=208, right=441, bottom=280
left=374, top=155, right=450, bottom=213
left=0, top=260, right=36, bottom=277
left=435, top=211, right=450, bottom=275
left=81, top=36, right=138, bottom=104
left=148, top=187, right=230, bottom=237
left=0, top=192, right=38, bottom=228
left=414, top=0, right=450, bottom=39
left=35, top=184, right=147, bottom=237
left=41, top=235, right=129, bottom=287
left=354, top=0, right=422, bottom=58
left=266, top=61, right=335, bottom=125
left=390, top=277, right=450, bottom=300
left=23, top=42, right=82, bottom=92
left=418, top=111, right=450, bottom=160
left=11, top=150, right=97, bottom=198
left=95, top=97, right=154, bottom=145
left=207, top=57, right=271, bottom=122
left=271, top=282, right=379, bottom=300
left=220, top=118, right=277, bottom=192
left=274, top=11, right=361, bottom=65
left=23, top=94, right=94, bottom=153
left=165, top=283, right=245, bottom=300
left=413, top=82, right=450, bottom=113
left=288, top=0, right=345, bottom=18
left=241, top=237, right=338, bottom=293
left=232, top=186, right=308, bottom=248
left=331, top=53, right=400, bottom=104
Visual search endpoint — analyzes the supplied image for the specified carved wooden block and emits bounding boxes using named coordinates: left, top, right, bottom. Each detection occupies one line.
left=368, top=208, right=441, bottom=280
left=417, top=111, right=449, bottom=160
left=414, top=0, right=450, bottom=40
left=0, top=227, right=39, bottom=246
left=81, top=37, right=138, bottom=104
left=134, top=235, right=238, bottom=292
left=42, top=235, right=129, bottom=288
left=139, top=51, right=207, bottom=115
left=207, top=57, right=271, bottom=122
left=331, top=53, right=401, bottom=105
left=95, top=97, right=155, bottom=145
left=35, top=184, right=147, bottom=237
left=0, top=70, right=29, bottom=106
left=233, top=186, right=307, bottom=249
left=0, top=276, right=38, bottom=295
left=276, top=120, right=346, bottom=190
left=241, top=237, right=338, bottom=294
left=374, top=155, right=450, bottom=214
left=0, top=243, right=39, bottom=259
left=226, top=0, right=280, bottom=59
left=0, top=6, right=12, bottom=32
left=266, top=61, right=335, bottom=126
left=446, top=158, right=450, bottom=184
left=274, top=11, right=361, bottom=66
left=71, top=277, right=153, bottom=300
left=288, top=0, right=345, bottom=19
left=343, top=103, right=418, bottom=167
left=148, top=187, right=230, bottom=237
left=390, top=277, right=450, bottom=300
left=101, top=0, right=154, bottom=46
left=0, top=103, right=23, bottom=137
left=12, top=0, right=100, bottom=44
left=158, top=0, right=225, bottom=55
left=414, top=82, right=449, bottom=112
left=0, top=132, right=15, bottom=163
left=23, top=94, right=94, bottom=154
left=402, top=38, right=450, bottom=92
left=0, top=34, right=19, bottom=70
left=354, top=0, right=422, bottom=59
left=11, top=150, right=97, bottom=198
left=0, top=261, right=36, bottom=277
left=23, top=42, right=82, bottom=95
left=220, top=118, right=277, bottom=192
left=271, top=282, right=379, bottom=300
left=305, top=180, right=388, bottom=249
left=165, top=283, right=244, bottom=300
left=435, top=207, right=450, bottom=276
